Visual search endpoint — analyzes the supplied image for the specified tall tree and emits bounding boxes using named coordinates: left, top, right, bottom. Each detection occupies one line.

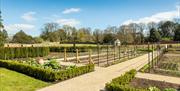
left=0, top=11, right=8, bottom=46
left=103, top=33, right=115, bottom=44
left=138, top=23, right=146, bottom=44
left=93, top=29, right=103, bottom=43
left=174, top=25, right=180, bottom=41
left=158, top=21, right=176, bottom=38
left=149, top=28, right=161, bottom=42
left=56, top=29, right=67, bottom=43
left=12, top=30, right=34, bottom=44
left=40, top=23, right=59, bottom=42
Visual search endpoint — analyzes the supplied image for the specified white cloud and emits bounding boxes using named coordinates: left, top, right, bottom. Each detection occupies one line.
left=5, top=24, right=35, bottom=34
left=21, top=12, right=36, bottom=22
left=62, top=8, right=81, bottom=14
left=122, top=10, right=178, bottom=25
left=56, top=18, right=80, bottom=26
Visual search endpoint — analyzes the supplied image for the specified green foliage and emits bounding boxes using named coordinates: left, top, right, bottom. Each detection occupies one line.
left=159, top=62, right=178, bottom=71
left=40, top=23, right=60, bottom=42
left=111, top=69, right=136, bottom=85
left=105, top=70, right=175, bottom=91
left=163, top=88, right=177, bottom=91
left=158, top=21, right=176, bottom=38
left=103, top=33, right=115, bottom=44
left=33, top=37, right=44, bottom=43
left=174, top=25, right=180, bottom=41
left=0, top=29, right=8, bottom=47
left=148, top=87, right=161, bottom=91
left=66, top=65, right=77, bottom=70
left=0, top=60, right=94, bottom=82
left=149, top=28, right=161, bottom=42
left=0, top=68, right=49, bottom=91
left=43, top=59, right=61, bottom=70
left=11, top=30, right=34, bottom=44
left=0, top=47, right=49, bottom=59
left=49, top=46, right=107, bottom=52
left=139, top=64, right=149, bottom=73
left=105, top=69, right=147, bottom=91
left=106, top=84, right=147, bottom=91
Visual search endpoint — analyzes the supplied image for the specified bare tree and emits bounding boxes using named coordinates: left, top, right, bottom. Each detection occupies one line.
left=93, top=29, right=103, bottom=44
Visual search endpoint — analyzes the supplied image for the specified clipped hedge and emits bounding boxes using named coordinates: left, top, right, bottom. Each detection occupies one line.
left=106, top=69, right=148, bottom=91
left=0, top=60, right=94, bottom=81
left=0, top=47, right=49, bottom=59
left=49, top=46, right=107, bottom=52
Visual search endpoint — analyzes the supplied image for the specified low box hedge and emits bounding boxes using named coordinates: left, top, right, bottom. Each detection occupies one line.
left=0, top=60, right=94, bottom=82
left=105, top=69, right=147, bottom=91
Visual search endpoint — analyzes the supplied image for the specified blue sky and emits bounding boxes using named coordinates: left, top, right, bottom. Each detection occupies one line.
left=1, top=0, right=180, bottom=36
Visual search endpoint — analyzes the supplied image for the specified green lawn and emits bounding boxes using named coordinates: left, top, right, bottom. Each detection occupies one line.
left=0, top=68, right=50, bottom=91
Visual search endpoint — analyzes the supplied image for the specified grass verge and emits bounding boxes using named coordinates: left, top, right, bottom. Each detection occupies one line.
left=0, top=67, right=50, bottom=91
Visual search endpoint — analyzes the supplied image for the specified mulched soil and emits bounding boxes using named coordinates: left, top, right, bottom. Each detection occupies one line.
left=130, top=78, right=180, bottom=90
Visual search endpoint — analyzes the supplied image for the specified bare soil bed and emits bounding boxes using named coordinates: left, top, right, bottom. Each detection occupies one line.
left=130, top=78, right=180, bottom=90
left=151, top=53, right=180, bottom=77
left=142, top=47, right=180, bottom=77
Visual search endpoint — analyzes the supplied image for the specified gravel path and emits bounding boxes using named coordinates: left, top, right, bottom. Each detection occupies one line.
left=136, top=72, right=180, bottom=84
left=37, top=53, right=152, bottom=91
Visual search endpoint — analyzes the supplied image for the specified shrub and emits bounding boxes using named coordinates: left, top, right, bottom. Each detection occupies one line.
left=111, top=69, right=137, bottom=85
left=43, top=59, right=61, bottom=70
left=163, top=88, right=177, bottom=91
left=148, top=87, right=161, bottom=91
left=0, top=47, right=49, bottom=59
left=105, top=69, right=147, bottom=91
left=0, top=60, right=94, bottom=82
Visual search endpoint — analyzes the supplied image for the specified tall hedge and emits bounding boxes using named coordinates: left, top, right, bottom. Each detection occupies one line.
left=0, top=60, right=94, bottom=81
left=0, top=47, right=49, bottom=59
left=49, top=46, right=107, bottom=52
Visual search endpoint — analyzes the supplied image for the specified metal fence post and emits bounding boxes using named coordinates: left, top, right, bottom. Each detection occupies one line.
left=148, top=42, right=150, bottom=72
left=156, top=43, right=158, bottom=66
left=124, top=46, right=126, bottom=58
left=76, top=49, right=80, bottom=63
left=107, top=45, right=109, bottom=65
left=114, top=46, right=116, bottom=62
left=26, top=47, right=28, bottom=58
left=127, top=46, right=129, bottom=59
left=97, top=44, right=100, bottom=66
left=119, top=45, right=121, bottom=60
left=152, top=44, right=154, bottom=69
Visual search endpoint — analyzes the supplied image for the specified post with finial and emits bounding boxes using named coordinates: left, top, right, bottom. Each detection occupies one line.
left=88, top=49, right=93, bottom=64
left=64, top=48, right=67, bottom=61
left=76, top=49, right=80, bottom=63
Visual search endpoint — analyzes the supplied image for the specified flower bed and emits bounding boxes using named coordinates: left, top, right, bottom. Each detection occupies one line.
left=0, top=60, right=94, bottom=82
